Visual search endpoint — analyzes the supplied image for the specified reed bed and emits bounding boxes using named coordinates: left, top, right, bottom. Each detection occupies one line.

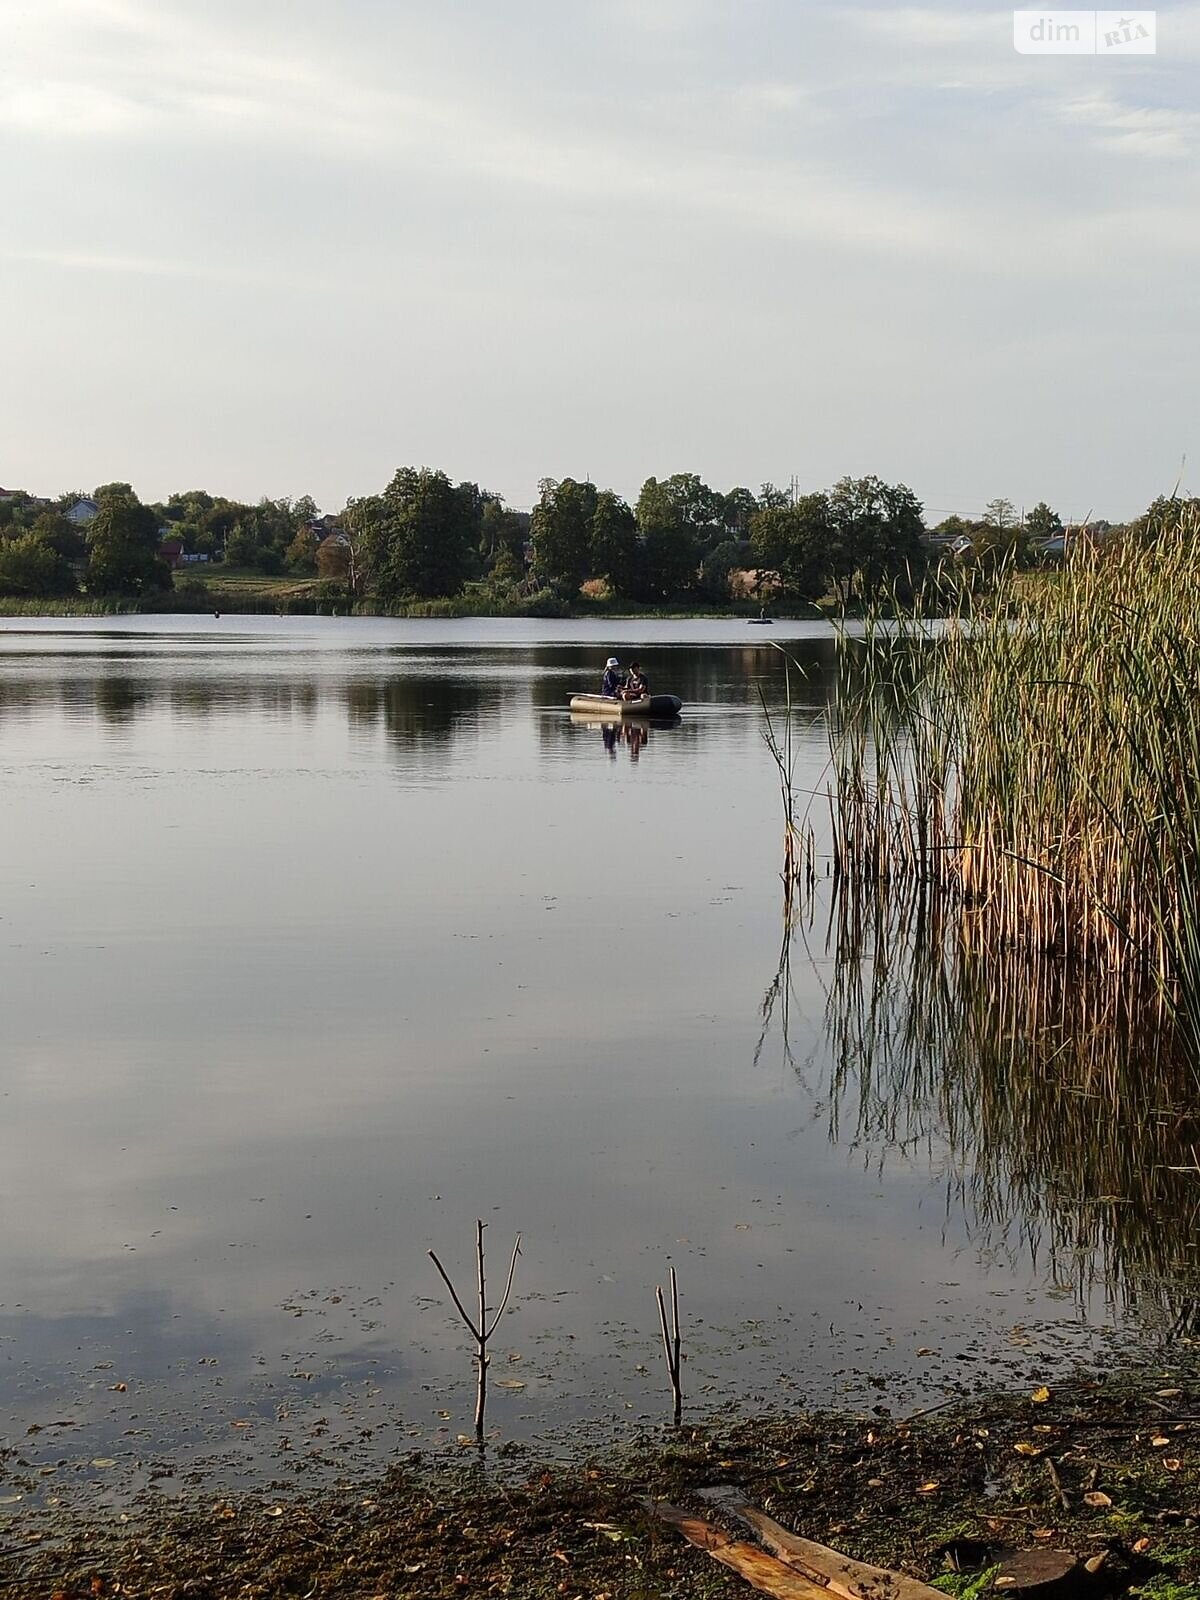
left=824, top=505, right=1200, bottom=1044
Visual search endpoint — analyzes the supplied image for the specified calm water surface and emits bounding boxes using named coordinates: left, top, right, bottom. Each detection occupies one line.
left=0, top=617, right=1169, bottom=1493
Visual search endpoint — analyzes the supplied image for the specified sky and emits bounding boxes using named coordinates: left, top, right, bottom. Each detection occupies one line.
left=1, top=0, right=1197, bottom=522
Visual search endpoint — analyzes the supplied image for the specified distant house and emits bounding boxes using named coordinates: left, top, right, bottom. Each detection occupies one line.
left=180, top=552, right=210, bottom=565
left=159, top=537, right=185, bottom=569
left=66, top=497, right=101, bottom=527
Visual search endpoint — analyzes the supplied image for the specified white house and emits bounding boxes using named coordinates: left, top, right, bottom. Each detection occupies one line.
left=66, top=497, right=101, bottom=527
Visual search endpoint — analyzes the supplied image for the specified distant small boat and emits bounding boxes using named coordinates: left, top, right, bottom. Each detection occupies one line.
left=569, top=693, right=683, bottom=717
left=748, top=616, right=774, bottom=625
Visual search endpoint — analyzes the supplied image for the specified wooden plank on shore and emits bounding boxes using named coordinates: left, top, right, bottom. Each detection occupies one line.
left=697, top=1486, right=948, bottom=1600
left=642, top=1500, right=833, bottom=1600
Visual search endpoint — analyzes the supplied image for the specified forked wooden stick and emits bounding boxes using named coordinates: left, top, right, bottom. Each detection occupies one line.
left=429, top=1219, right=522, bottom=1440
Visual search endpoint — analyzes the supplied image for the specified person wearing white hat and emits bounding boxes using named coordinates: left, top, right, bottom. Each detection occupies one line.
left=601, top=656, right=623, bottom=698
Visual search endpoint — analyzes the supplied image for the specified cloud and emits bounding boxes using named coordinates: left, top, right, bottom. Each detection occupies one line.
left=1055, top=89, right=1200, bottom=156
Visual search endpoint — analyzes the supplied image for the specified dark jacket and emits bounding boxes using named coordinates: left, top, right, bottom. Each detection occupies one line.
left=602, top=667, right=623, bottom=697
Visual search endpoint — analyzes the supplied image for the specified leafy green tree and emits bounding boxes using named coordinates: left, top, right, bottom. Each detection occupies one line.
left=482, top=543, right=526, bottom=601
left=85, top=491, right=171, bottom=596
left=531, top=478, right=598, bottom=593
left=758, top=482, right=792, bottom=512
left=0, top=491, right=42, bottom=534
left=983, top=497, right=1018, bottom=529
left=635, top=477, right=704, bottom=598
left=285, top=526, right=319, bottom=574
left=161, top=489, right=215, bottom=524
left=373, top=468, right=476, bottom=600
left=589, top=491, right=639, bottom=594
left=826, top=476, right=925, bottom=602
left=720, top=487, right=760, bottom=539
left=0, top=531, right=78, bottom=597
left=223, top=521, right=263, bottom=568
left=640, top=474, right=724, bottom=560
left=30, top=510, right=86, bottom=561
left=1025, top=501, right=1062, bottom=540
left=975, top=497, right=1034, bottom=568
left=932, top=514, right=977, bottom=538
left=339, top=495, right=382, bottom=598
left=480, top=498, right=527, bottom=566
left=751, top=493, right=834, bottom=600
left=696, top=538, right=743, bottom=603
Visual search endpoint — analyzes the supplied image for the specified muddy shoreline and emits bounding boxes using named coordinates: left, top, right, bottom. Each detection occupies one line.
left=6, top=1355, right=1197, bottom=1599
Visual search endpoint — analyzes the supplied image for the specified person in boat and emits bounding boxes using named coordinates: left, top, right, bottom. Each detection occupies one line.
left=622, top=661, right=648, bottom=701
left=601, top=655, right=624, bottom=698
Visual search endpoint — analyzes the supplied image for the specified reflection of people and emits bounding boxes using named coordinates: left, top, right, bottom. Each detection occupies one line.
left=622, top=661, right=648, bottom=701
left=625, top=722, right=647, bottom=762
left=602, top=655, right=623, bottom=697
left=602, top=722, right=618, bottom=758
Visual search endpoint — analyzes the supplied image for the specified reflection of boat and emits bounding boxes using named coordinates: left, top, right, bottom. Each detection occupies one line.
left=748, top=615, right=774, bottom=625
left=568, top=693, right=683, bottom=716
left=570, top=711, right=681, bottom=731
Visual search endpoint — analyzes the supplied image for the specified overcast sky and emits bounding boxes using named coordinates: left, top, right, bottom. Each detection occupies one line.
left=2, top=0, right=1197, bottom=521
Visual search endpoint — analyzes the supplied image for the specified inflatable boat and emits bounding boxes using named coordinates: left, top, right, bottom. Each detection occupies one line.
left=569, top=693, right=683, bottom=717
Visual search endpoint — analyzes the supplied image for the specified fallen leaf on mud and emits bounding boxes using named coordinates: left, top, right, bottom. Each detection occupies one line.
left=231, top=1420, right=251, bottom=1430
left=1083, top=1491, right=1112, bottom=1508
left=90, top=1458, right=116, bottom=1469
left=497, top=1379, right=526, bottom=1390
left=1013, top=1442, right=1040, bottom=1457
left=1151, top=1435, right=1170, bottom=1447
left=1134, top=1538, right=1152, bottom=1553
left=265, top=1506, right=284, bottom=1517
left=916, top=1481, right=940, bottom=1494
left=108, top=1383, right=127, bottom=1393
left=1163, top=1458, right=1182, bottom=1471
left=1156, top=1388, right=1181, bottom=1398
left=1031, top=1386, right=1051, bottom=1403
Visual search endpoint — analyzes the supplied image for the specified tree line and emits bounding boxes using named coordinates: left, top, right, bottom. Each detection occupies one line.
left=0, top=470, right=1104, bottom=608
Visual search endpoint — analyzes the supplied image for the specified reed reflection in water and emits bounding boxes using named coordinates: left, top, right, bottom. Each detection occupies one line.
left=762, top=882, right=1200, bottom=1336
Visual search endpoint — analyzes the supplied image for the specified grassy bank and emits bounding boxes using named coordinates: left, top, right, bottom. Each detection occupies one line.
left=0, top=567, right=828, bottom=620
left=7, top=1365, right=1197, bottom=1599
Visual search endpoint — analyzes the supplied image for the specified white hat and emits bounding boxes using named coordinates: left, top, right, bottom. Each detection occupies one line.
left=606, top=656, right=620, bottom=668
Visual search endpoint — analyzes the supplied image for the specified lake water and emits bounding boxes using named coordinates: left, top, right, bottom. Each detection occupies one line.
left=0, top=617, right=1183, bottom=1496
